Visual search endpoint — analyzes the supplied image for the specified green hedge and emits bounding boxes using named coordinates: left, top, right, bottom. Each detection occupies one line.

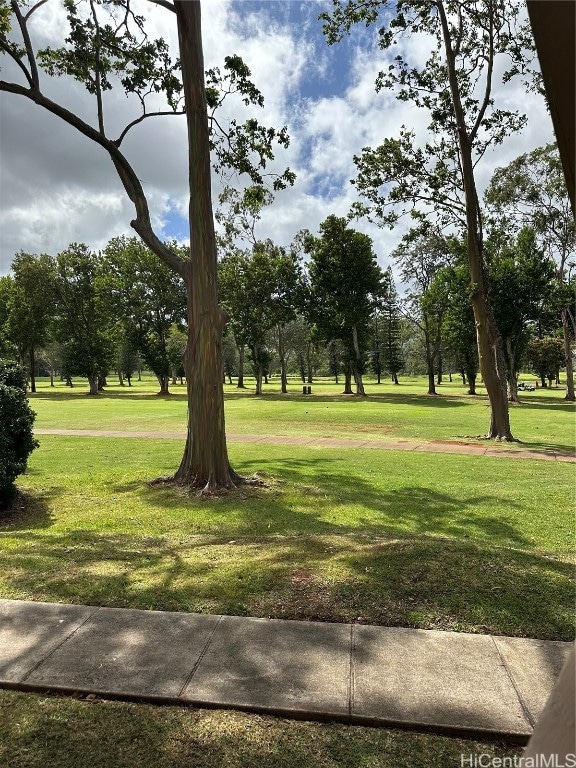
left=0, top=360, right=38, bottom=507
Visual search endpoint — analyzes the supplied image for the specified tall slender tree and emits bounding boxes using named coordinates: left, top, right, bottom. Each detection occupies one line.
left=5, top=252, right=55, bottom=392
left=322, top=0, right=534, bottom=438
left=0, top=1, right=293, bottom=490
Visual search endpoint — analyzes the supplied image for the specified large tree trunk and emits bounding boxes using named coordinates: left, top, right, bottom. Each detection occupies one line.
left=174, top=2, right=240, bottom=490
left=157, top=374, right=170, bottom=395
left=343, top=360, right=353, bottom=394
left=88, top=373, right=99, bottom=396
left=440, top=8, right=513, bottom=440
left=255, top=364, right=263, bottom=395
left=561, top=309, right=575, bottom=400
left=352, top=325, right=366, bottom=396
left=29, top=348, right=36, bottom=393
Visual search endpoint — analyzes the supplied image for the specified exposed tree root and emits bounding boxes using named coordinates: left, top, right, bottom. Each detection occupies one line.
left=148, top=471, right=266, bottom=497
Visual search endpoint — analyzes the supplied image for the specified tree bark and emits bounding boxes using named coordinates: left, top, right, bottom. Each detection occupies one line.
left=561, top=308, right=575, bottom=400
left=436, top=352, right=443, bottom=385
left=157, top=374, right=170, bottom=395
left=343, top=361, right=353, bottom=394
left=352, top=325, right=366, bottom=395
left=439, top=3, right=513, bottom=440
left=88, top=373, right=99, bottom=395
left=173, top=1, right=240, bottom=490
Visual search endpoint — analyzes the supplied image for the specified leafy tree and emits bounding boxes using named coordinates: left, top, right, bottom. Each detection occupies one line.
left=0, top=359, right=38, bottom=507
left=103, top=236, right=186, bottom=395
left=393, top=229, right=450, bottom=395
left=221, top=332, right=238, bottom=385
left=433, top=263, right=479, bottom=394
left=487, top=228, right=556, bottom=401
left=219, top=241, right=301, bottom=395
left=526, top=337, right=565, bottom=389
left=53, top=243, right=116, bottom=395
left=485, top=143, right=576, bottom=400
left=380, top=268, right=403, bottom=384
left=5, top=252, right=55, bottom=392
left=0, top=1, right=293, bottom=490
left=115, top=330, right=140, bottom=387
left=307, top=216, right=383, bottom=396
left=0, top=276, right=16, bottom=360
left=166, top=324, right=187, bottom=384
left=322, top=0, right=533, bottom=438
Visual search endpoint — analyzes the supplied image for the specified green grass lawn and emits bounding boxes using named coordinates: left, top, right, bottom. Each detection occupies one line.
left=1, top=378, right=573, bottom=765
left=29, top=374, right=576, bottom=455
left=2, top=436, right=573, bottom=640
left=0, top=689, right=522, bottom=768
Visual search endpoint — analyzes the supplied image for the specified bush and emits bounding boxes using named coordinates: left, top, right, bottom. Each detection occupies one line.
left=0, top=360, right=38, bottom=507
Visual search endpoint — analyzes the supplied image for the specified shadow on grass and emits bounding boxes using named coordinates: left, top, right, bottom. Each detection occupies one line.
left=0, top=490, right=55, bottom=530
left=0, top=528, right=573, bottom=641
left=223, top=391, right=473, bottom=408
left=0, top=691, right=522, bottom=768
left=29, top=390, right=188, bottom=402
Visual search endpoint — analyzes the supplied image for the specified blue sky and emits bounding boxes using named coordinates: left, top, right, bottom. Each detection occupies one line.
left=0, top=0, right=555, bottom=277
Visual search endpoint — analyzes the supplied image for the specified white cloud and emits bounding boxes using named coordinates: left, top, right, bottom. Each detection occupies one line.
left=0, top=0, right=557, bottom=288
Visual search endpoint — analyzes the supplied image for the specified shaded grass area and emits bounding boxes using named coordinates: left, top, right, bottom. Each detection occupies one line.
left=1, top=437, right=573, bottom=640
left=0, top=690, right=522, bottom=768
left=29, top=375, right=576, bottom=455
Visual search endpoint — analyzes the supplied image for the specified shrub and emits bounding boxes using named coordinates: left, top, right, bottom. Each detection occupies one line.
left=0, top=360, right=38, bottom=507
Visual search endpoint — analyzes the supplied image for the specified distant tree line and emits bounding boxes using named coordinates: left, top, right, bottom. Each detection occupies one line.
left=0, top=143, right=572, bottom=400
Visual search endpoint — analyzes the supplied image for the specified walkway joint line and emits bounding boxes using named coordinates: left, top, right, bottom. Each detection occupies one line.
left=177, top=614, right=223, bottom=699
left=491, top=636, right=535, bottom=728
left=20, top=605, right=102, bottom=684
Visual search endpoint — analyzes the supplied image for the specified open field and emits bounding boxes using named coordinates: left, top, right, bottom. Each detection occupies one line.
left=28, top=374, right=576, bottom=455
left=1, top=377, right=573, bottom=765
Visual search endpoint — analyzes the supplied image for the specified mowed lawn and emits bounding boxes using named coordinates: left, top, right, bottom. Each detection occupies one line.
left=29, top=374, right=576, bottom=454
left=1, top=374, right=574, bottom=640
left=1, top=377, right=573, bottom=766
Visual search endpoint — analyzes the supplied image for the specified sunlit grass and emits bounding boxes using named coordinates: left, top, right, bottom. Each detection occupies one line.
left=29, top=374, right=576, bottom=454
left=2, top=437, right=573, bottom=640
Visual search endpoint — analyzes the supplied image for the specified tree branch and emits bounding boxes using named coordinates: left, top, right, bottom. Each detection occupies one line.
left=0, top=35, right=34, bottom=87
left=470, top=1, right=494, bottom=144
left=11, top=0, right=40, bottom=87
left=24, top=0, right=50, bottom=22
left=89, top=0, right=105, bottom=135
left=146, top=0, right=176, bottom=12
left=114, top=109, right=185, bottom=147
left=0, top=78, right=187, bottom=278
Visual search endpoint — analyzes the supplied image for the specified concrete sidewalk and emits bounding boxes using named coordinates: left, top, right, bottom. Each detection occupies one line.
left=0, top=599, right=571, bottom=743
left=34, top=429, right=576, bottom=462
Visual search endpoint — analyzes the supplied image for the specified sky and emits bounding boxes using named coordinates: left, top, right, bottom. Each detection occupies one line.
left=0, top=0, right=555, bottom=278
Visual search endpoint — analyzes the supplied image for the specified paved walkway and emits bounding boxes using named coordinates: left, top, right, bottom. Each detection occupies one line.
left=0, top=599, right=571, bottom=742
left=34, top=429, right=575, bottom=462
